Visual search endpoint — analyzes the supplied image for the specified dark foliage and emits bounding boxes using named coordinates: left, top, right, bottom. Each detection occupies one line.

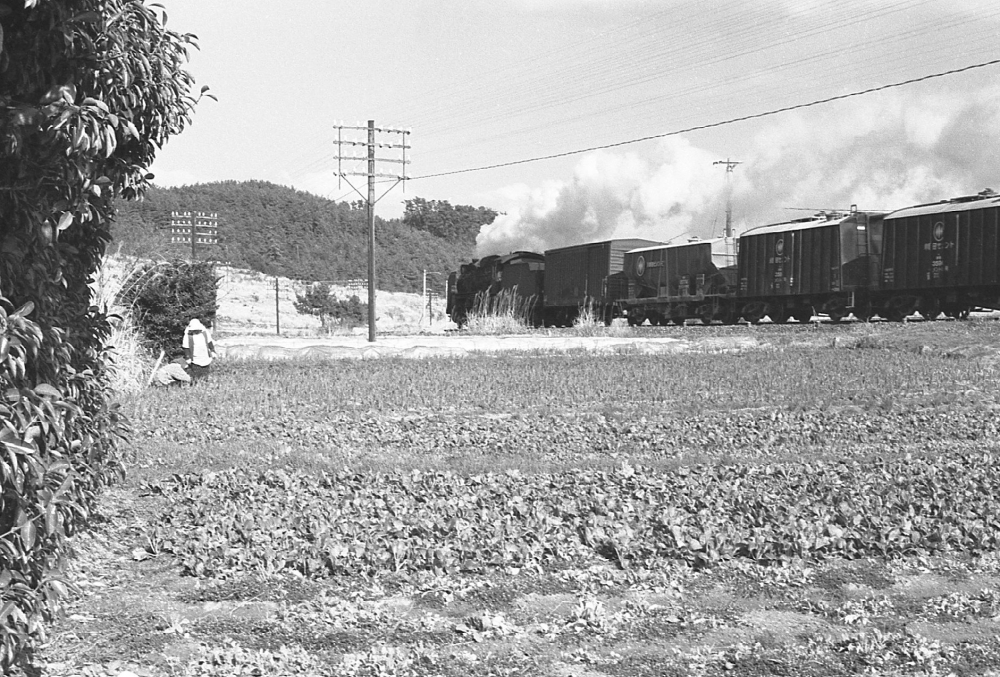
left=121, top=260, right=218, bottom=357
left=293, top=282, right=367, bottom=330
left=111, top=183, right=494, bottom=293
left=0, top=0, right=202, bottom=669
left=402, top=197, right=496, bottom=245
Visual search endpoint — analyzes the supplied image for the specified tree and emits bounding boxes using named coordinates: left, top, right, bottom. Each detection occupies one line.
left=403, top=197, right=498, bottom=244
left=294, top=282, right=367, bottom=330
left=0, top=0, right=205, bottom=669
left=121, top=260, right=218, bottom=357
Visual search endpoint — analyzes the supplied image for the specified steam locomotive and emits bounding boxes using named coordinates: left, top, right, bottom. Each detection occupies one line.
left=447, top=189, right=1000, bottom=326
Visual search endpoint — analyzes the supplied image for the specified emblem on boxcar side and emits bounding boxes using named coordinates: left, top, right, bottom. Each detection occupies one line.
left=775, top=238, right=785, bottom=256
left=933, top=222, right=945, bottom=242
left=636, top=255, right=646, bottom=277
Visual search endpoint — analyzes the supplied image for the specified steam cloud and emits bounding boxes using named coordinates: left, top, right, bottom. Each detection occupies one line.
left=475, top=86, right=1000, bottom=258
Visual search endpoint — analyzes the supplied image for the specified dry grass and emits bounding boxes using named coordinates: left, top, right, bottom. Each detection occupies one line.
left=91, top=246, right=154, bottom=394
left=572, top=302, right=632, bottom=337
left=465, top=287, right=536, bottom=334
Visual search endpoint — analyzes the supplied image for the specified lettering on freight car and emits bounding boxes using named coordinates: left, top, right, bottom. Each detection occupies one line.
left=923, top=242, right=954, bottom=251
left=929, top=257, right=948, bottom=280
left=768, top=256, right=791, bottom=264
left=883, top=268, right=894, bottom=284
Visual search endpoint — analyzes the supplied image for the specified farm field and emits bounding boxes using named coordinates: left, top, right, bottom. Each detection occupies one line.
left=35, top=320, right=1000, bottom=677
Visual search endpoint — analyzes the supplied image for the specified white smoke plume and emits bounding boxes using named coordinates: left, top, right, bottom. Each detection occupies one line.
left=475, top=85, right=1000, bottom=257
left=475, top=138, right=724, bottom=257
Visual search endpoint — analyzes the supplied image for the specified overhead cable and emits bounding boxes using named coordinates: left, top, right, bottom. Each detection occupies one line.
left=410, top=57, right=1000, bottom=181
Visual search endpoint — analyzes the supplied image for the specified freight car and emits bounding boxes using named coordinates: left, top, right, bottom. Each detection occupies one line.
left=542, top=238, right=661, bottom=326
left=619, top=209, right=883, bottom=325
left=447, top=189, right=1000, bottom=327
left=734, top=208, right=882, bottom=324
left=619, top=237, right=738, bottom=325
left=875, top=190, right=1000, bottom=320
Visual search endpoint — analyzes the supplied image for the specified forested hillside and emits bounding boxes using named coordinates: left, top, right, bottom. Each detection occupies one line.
left=111, top=181, right=497, bottom=293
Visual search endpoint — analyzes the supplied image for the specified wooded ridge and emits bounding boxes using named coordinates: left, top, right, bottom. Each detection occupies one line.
left=111, top=181, right=497, bottom=293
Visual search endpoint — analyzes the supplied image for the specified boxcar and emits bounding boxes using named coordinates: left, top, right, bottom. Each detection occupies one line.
left=877, top=191, right=1000, bottom=320
left=737, top=210, right=884, bottom=323
left=620, top=237, right=738, bottom=325
left=542, top=238, right=661, bottom=326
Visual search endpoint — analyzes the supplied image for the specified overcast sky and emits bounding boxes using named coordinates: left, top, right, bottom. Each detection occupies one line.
left=148, top=0, right=1000, bottom=255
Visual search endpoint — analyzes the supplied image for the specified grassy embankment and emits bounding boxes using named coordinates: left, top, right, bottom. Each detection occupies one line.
left=38, top=320, right=1000, bottom=677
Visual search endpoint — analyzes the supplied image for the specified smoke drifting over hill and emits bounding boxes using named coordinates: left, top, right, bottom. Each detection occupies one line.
left=475, top=88, right=1000, bottom=258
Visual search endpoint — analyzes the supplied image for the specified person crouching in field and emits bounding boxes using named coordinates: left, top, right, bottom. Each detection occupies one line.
left=153, top=358, right=192, bottom=387
left=183, top=318, right=216, bottom=381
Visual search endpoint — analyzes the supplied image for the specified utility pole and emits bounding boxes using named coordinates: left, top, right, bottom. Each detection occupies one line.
left=274, top=276, right=280, bottom=335
left=422, top=270, right=442, bottom=325
left=334, top=120, right=411, bottom=342
left=713, top=159, right=741, bottom=266
left=713, top=159, right=741, bottom=239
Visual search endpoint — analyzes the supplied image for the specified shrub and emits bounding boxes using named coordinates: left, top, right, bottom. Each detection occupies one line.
left=294, top=282, right=367, bottom=331
left=0, top=0, right=205, bottom=669
left=121, top=260, right=218, bottom=358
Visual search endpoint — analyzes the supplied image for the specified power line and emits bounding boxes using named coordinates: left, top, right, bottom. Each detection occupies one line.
left=406, top=0, right=937, bottom=138
left=426, top=21, right=1000, bottom=162
left=411, top=57, right=1000, bottom=181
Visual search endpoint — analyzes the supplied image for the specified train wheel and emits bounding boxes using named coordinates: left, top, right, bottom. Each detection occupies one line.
left=768, top=309, right=789, bottom=324
left=672, top=316, right=686, bottom=326
left=828, top=310, right=846, bottom=323
left=700, top=307, right=714, bottom=325
left=743, top=309, right=764, bottom=325
left=721, top=311, right=739, bottom=325
left=886, top=309, right=907, bottom=322
left=627, top=312, right=643, bottom=327
left=793, top=309, right=813, bottom=323
left=919, top=298, right=941, bottom=321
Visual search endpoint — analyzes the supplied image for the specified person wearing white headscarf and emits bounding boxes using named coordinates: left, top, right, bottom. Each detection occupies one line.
left=183, top=318, right=216, bottom=380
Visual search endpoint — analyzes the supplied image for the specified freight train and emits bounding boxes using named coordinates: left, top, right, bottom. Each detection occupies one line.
left=446, top=189, right=1000, bottom=326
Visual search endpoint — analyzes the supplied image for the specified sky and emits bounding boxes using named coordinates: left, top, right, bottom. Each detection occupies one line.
left=147, top=0, right=1000, bottom=257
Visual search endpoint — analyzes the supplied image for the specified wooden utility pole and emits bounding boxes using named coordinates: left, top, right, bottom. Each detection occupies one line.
left=367, top=121, right=376, bottom=342
left=334, top=120, right=411, bottom=342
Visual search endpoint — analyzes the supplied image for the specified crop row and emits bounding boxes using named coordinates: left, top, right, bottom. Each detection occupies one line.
left=134, top=393, right=1000, bottom=468
left=144, top=452, right=1000, bottom=579
left=128, top=347, right=998, bottom=421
